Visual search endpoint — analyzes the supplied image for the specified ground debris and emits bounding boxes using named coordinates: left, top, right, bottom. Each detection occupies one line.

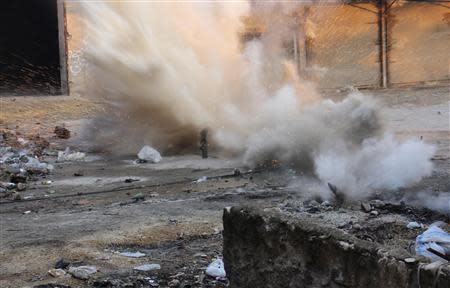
left=137, top=145, right=162, bottom=163
left=54, top=126, right=71, bottom=139
left=68, top=265, right=97, bottom=280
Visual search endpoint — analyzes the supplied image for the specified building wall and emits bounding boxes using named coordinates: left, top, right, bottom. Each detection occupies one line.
left=305, top=4, right=380, bottom=89
left=63, top=2, right=449, bottom=95
left=65, top=1, right=87, bottom=96
left=388, top=2, right=450, bottom=85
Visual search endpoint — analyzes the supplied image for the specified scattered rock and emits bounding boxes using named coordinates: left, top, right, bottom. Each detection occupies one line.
left=137, top=145, right=162, bottom=163
left=120, top=251, right=146, bottom=258
left=68, top=265, right=97, bottom=280
left=16, top=183, right=27, bottom=191
left=54, top=126, right=71, bottom=139
left=361, top=202, right=372, bottom=213
left=406, top=221, right=423, bottom=229
left=74, top=171, right=84, bottom=177
left=58, top=148, right=86, bottom=162
left=12, top=192, right=22, bottom=200
left=168, top=279, right=181, bottom=287
left=404, top=257, right=416, bottom=264
left=195, top=176, right=208, bottom=183
left=132, top=192, right=145, bottom=201
left=133, top=264, right=161, bottom=272
left=55, top=258, right=70, bottom=269
left=10, top=173, right=27, bottom=184
left=48, top=268, right=67, bottom=278
left=205, top=258, right=226, bottom=278
left=370, top=210, right=379, bottom=216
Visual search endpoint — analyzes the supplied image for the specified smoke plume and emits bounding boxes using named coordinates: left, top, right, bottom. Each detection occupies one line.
left=79, top=1, right=435, bottom=200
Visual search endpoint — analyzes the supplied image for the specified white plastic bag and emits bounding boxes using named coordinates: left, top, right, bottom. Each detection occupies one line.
left=415, top=223, right=450, bottom=262
left=206, top=258, right=226, bottom=278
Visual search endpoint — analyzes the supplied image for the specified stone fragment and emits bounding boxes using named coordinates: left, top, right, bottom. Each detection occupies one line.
left=137, top=146, right=162, bottom=163
left=68, top=266, right=97, bottom=280
left=133, top=264, right=161, bottom=272
left=48, top=268, right=66, bottom=278
left=361, top=202, right=372, bottom=213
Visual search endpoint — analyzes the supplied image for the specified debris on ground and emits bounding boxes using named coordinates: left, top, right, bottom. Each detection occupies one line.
left=55, top=259, right=70, bottom=270
left=407, top=221, right=424, bottom=229
left=196, top=176, right=208, bottom=183
left=54, top=126, right=71, bottom=139
left=132, top=192, right=145, bottom=202
left=361, top=202, right=372, bottom=213
left=57, top=147, right=86, bottom=162
left=119, top=251, right=146, bottom=258
left=137, top=145, right=162, bottom=163
left=133, top=263, right=161, bottom=272
left=48, top=268, right=67, bottom=278
left=415, top=222, right=450, bottom=262
left=205, top=258, right=226, bottom=279
left=125, top=178, right=140, bottom=183
left=68, top=265, right=97, bottom=280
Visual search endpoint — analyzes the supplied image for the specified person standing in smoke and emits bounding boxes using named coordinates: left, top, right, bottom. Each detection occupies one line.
left=200, top=129, right=208, bottom=159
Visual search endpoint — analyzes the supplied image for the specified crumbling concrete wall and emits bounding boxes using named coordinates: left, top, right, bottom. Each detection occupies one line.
left=223, top=207, right=450, bottom=288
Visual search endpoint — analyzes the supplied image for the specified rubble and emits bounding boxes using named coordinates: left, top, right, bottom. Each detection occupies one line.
left=407, top=221, right=424, bottom=229
left=48, top=268, right=67, bottom=278
left=119, top=251, right=146, bottom=258
left=133, top=264, right=161, bottom=272
left=137, top=145, right=162, bottom=163
left=68, top=265, right=97, bottom=280
left=54, top=126, right=71, bottom=139
left=205, top=258, right=226, bottom=279
left=57, top=148, right=86, bottom=162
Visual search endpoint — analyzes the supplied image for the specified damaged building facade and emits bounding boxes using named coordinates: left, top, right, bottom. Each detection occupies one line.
left=0, top=0, right=448, bottom=96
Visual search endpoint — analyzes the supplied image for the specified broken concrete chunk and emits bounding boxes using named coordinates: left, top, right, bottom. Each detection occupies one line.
left=133, top=263, right=161, bottom=272
left=195, top=176, right=208, bottom=183
left=54, top=126, right=71, bottom=139
left=406, top=221, right=423, bottom=229
left=68, top=265, right=97, bottom=280
left=361, top=202, right=372, bottom=213
left=48, top=268, right=67, bottom=278
left=58, top=148, right=86, bottom=162
left=119, top=251, right=146, bottom=258
left=55, top=258, right=70, bottom=269
left=205, top=258, right=226, bottom=278
left=137, top=145, right=162, bottom=163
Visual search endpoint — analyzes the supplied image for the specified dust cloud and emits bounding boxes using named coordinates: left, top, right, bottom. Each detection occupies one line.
left=80, top=1, right=435, bottom=200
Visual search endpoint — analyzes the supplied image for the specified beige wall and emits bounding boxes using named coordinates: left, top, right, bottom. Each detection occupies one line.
left=305, top=4, right=380, bottom=89
left=388, top=2, right=450, bottom=85
left=63, top=2, right=448, bottom=94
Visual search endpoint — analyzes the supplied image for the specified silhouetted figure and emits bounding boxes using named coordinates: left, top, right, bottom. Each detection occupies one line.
left=200, top=129, right=208, bottom=159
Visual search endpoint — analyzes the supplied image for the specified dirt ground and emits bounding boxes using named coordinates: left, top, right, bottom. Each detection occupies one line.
left=0, top=86, right=449, bottom=287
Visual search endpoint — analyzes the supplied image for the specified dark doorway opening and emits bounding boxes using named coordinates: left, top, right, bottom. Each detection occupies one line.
left=0, top=0, right=65, bottom=95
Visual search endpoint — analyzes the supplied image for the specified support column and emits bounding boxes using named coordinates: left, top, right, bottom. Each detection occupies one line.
left=379, top=0, right=389, bottom=88
left=57, top=0, right=69, bottom=95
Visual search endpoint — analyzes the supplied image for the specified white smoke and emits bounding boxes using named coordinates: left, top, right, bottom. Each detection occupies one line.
left=79, top=1, right=436, bottom=201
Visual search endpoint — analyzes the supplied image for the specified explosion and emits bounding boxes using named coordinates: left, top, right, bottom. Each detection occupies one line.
left=80, top=1, right=435, bottom=199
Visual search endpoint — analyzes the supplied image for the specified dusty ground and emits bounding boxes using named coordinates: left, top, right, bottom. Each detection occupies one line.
left=0, top=86, right=449, bottom=287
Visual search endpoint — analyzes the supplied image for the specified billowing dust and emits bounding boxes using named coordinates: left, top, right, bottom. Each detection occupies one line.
left=79, top=1, right=435, bottom=200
